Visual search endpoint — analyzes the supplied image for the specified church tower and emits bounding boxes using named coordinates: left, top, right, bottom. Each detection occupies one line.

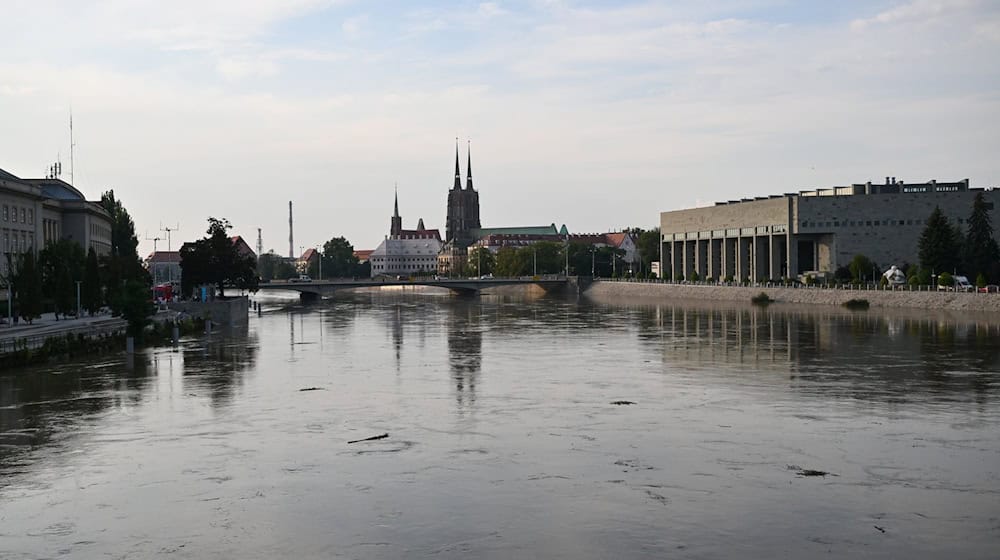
left=445, top=140, right=480, bottom=245
left=390, top=185, right=402, bottom=238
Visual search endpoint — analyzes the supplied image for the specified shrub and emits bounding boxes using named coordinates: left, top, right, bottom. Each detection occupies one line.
left=938, top=271, right=953, bottom=287
left=751, top=292, right=773, bottom=305
left=843, top=298, right=870, bottom=310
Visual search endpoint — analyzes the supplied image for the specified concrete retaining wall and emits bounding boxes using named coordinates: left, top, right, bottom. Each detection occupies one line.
left=584, top=280, right=1000, bottom=313
left=168, top=297, right=249, bottom=326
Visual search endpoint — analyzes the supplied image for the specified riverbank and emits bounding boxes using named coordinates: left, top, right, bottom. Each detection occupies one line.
left=584, top=279, right=1000, bottom=313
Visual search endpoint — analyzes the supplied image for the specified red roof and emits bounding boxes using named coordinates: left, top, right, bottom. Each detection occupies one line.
left=146, top=251, right=181, bottom=263
left=354, top=249, right=374, bottom=261
left=300, top=248, right=319, bottom=261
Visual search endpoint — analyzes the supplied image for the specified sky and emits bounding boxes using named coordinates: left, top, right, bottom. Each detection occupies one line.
left=1, top=0, right=998, bottom=258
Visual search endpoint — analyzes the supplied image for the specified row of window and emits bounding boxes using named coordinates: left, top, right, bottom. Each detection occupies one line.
left=3, top=229, right=34, bottom=253
left=2, top=204, right=34, bottom=226
left=372, top=256, right=438, bottom=262
left=799, top=217, right=964, bottom=229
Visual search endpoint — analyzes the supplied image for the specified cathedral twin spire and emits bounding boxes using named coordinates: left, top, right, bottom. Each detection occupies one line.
left=453, top=139, right=474, bottom=191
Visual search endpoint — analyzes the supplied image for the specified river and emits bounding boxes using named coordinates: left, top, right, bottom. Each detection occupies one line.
left=1, top=290, right=998, bottom=559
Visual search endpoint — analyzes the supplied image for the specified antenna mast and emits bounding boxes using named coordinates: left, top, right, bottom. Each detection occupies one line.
left=257, top=228, right=263, bottom=257
left=160, top=222, right=179, bottom=251
left=69, top=111, right=75, bottom=186
left=145, top=232, right=162, bottom=253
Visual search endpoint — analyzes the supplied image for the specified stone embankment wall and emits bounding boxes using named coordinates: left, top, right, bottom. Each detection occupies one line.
left=168, top=297, right=249, bottom=326
left=584, top=281, right=1000, bottom=313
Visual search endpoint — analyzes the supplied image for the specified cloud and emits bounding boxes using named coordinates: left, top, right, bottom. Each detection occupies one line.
left=342, top=14, right=368, bottom=39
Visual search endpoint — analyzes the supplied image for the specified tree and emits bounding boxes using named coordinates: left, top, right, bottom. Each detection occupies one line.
left=635, top=228, right=660, bottom=275
left=495, top=247, right=526, bottom=277
left=119, top=279, right=153, bottom=338
left=181, top=218, right=259, bottom=297
left=467, top=247, right=496, bottom=276
left=16, top=252, right=43, bottom=324
left=100, top=190, right=148, bottom=310
left=848, top=254, right=876, bottom=283
left=83, top=248, right=102, bottom=315
left=319, top=237, right=361, bottom=278
left=918, top=207, right=962, bottom=275
left=38, top=239, right=86, bottom=319
left=524, top=241, right=564, bottom=275
left=963, top=192, right=1000, bottom=282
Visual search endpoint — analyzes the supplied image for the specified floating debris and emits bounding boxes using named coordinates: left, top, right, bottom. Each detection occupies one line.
left=299, top=387, right=326, bottom=392
left=787, top=465, right=836, bottom=477
left=874, top=525, right=886, bottom=533
left=610, top=400, right=636, bottom=406
left=348, top=433, right=389, bottom=444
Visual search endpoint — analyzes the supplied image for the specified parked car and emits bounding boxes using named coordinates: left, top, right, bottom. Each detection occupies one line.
left=978, top=285, right=999, bottom=293
left=291, top=274, right=311, bottom=283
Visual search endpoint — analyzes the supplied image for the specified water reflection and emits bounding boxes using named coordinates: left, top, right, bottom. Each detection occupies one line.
left=448, top=301, right=483, bottom=412
left=181, top=329, right=259, bottom=408
left=632, top=302, right=1000, bottom=403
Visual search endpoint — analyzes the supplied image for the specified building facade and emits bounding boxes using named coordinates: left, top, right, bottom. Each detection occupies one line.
left=370, top=191, right=443, bottom=277
left=659, top=178, right=1000, bottom=281
left=145, top=251, right=181, bottom=285
left=1, top=167, right=112, bottom=278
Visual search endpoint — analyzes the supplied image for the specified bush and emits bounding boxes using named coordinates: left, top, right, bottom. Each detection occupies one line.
left=843, top=298, right=870, bottom=310
left=691, top=271, right=700, bottom=282
left=751, top=292, right=773, bottom=305
left=976, top=273, right=987, bottom=288
left=938, top=271, right=953, bottom=287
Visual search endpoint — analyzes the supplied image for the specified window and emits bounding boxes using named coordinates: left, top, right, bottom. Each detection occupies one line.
left=20, top=208, right=25, bottom=223
left=866, top=221, right=872, bottom=226
left=10, top=207, right=16, bottom=223
left=27, top=209, right=33, bottom=225
left=2, top=205, right=6, bottom=221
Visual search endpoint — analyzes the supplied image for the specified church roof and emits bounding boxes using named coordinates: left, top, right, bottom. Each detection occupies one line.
left=471, top=225, right=560, bottom=237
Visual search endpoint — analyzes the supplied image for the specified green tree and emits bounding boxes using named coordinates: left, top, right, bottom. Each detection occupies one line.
left=100, top=190, right=148, bottom=309
left=16, top=252, right=43, bottom=324
left=918, top=207, right=962, bottom=275
left=963, top=192, right=1000, bottom=282
left=119, top=279, right=153, bottom=338
left=848, top=254, right=876, bottom=283
left=528, top=241, right=564, bottom=275
left=319, top=237, right=361, bottom=278
left=635, top=228, right=660, bottom=275
left=180, top=218, right=259, bottom=297
left=495, top=247, right=526, bottom=277
left=467, top=247, right=496, bottom=276
left=39, top=239, right=86, bottom=319
left=83, top=248, right=102, bottom=315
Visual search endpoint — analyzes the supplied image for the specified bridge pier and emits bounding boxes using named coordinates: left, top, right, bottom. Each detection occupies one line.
left=299, top=291, right=320, bottom=303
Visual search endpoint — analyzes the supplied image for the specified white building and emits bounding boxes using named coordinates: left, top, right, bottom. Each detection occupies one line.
left=369, top=193, right=443, bottom=277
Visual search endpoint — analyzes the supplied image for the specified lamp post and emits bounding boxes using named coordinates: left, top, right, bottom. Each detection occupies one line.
left=477, top=247, right=482, bottom=277
left=591, top=247, right=595, bottom=277
left=75, top=280, right=81, bottom=318
left=533, top=247, right=537, bottom=276
left=318, top=248, right=322, bottom=280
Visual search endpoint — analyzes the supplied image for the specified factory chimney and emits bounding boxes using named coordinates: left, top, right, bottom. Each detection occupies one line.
left=288, top=201, right=294, bottom=259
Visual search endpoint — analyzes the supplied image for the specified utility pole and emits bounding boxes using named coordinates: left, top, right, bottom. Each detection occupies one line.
left=161, top=223, right=179, bottom=251
left=75, top=280, right=81, bottom=318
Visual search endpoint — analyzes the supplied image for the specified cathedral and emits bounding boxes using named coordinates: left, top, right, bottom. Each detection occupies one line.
left=438, top=142, right=481, bottom=275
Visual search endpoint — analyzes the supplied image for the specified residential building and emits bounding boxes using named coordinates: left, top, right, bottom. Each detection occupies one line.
left=145, top=251, right=181, bottom=285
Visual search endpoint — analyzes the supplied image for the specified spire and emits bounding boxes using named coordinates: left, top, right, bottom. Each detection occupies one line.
left=465, top=139, right=474, bottom=190
left=393, top=182, right=399, bottom=218
left=453, top=138, right=462, bottom=190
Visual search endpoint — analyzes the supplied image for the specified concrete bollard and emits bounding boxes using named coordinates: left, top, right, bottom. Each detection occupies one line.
left=205, top=319, right=212, bottom=334
left=126, top=336, right=135, bottom=354
left=172, top=324, right=180, bottom=345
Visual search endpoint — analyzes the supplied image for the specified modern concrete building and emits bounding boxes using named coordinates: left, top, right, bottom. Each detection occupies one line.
left=1, top=167, right=113, bottom=278
left=659, top=178, right=1000, bottom=281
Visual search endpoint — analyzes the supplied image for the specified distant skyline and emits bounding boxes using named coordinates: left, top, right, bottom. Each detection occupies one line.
left=2, top=0, right=998, bottom=257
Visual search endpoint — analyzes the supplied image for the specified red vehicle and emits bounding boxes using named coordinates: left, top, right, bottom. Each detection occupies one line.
left=152, top=283, right=174, bottom=302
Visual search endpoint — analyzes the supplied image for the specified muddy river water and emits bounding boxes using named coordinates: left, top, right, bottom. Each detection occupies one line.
left=2, top=291, right=998, bottom=558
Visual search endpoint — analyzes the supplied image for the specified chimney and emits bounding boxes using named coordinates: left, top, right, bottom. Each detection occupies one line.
left=891, top=176, right=896, bottom=185
left=886, top=176, right=890, bottom=185
left=288, top=201, right=294, bottom=259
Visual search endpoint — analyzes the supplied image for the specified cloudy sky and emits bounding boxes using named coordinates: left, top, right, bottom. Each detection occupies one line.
left=2, top=0, right=998, bottom=257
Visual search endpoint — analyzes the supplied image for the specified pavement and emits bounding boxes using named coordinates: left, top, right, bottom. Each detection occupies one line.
left=0, top=310, right=127, bottom=344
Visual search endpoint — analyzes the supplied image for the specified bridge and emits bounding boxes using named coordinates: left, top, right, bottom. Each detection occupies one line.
left=258, top=276, right=570, bottom=299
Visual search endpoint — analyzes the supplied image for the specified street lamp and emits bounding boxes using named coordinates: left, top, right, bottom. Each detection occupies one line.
left=533, top=247, right=537, bottom=276
left=591, top=247, right=596, bottom=277
left=75, top=280, right=81, bottom=318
